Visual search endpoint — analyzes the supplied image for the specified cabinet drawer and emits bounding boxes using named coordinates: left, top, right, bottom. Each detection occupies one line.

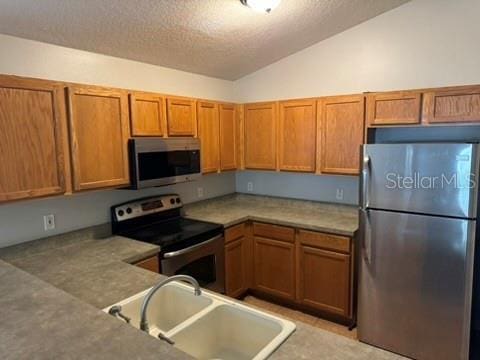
left=134, top=256, right=159, bottom=273
left=253, top=222, right=295, bottom=243
left=225, top=223, right=246, bottom=244
left=298, top=230, right=350, bottom=253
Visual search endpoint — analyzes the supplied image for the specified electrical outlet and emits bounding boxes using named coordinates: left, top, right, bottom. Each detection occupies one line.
left=247, top=182, right=254, bottom=192
left=197, top=187, right=204, bottom=198
left=43, top=214, right=55, bottom=231
left=336, top=188, right=344, bottom=201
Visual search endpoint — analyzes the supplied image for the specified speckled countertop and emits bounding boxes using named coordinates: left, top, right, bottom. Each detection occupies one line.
left=184, top=194, right=359, bottom=236
left=0, top=225, right=192, bottom=360
left=0, top=199, right=401, bottom=360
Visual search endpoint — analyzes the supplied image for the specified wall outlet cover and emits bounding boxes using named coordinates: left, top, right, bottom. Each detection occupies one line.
left=43, top=214, right=55, bottom=231
left=335, top=188, right=344, bottom=200
left=197, top=187, right=204, bottom=198
left=247, top=182, right=254, bottom=192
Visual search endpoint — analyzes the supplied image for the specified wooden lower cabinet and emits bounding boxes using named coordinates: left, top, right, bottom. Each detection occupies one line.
left=224, top=221, right=353, bottom=322
left=134, top=255, right=159, bottom=273
left=225, top=238, right=248, bottom=298
left=224, top=223, right=249, bottom=298
left=253, top=236, right=296, bottom=301
left=298, top=245, right=350, bottom=317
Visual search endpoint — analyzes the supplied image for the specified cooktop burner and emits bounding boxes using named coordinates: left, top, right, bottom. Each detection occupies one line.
left=111, top=195, right=224, bottom=253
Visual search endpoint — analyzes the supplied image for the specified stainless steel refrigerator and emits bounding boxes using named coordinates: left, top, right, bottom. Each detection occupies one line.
left=358, top=143, right=479, bottom=360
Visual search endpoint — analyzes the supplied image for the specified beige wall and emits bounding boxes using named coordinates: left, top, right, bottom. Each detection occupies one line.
left=0, top=33, right=235, bottom=101
left=233, top=0, right=480, bottom=102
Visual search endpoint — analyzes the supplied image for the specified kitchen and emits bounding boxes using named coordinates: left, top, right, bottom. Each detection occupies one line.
left=0, top=0, right=479, bottom=359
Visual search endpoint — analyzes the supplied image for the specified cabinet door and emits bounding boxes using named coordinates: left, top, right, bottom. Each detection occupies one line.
left=278, top=100, right=316, bottom=172
left=244, top=102, right=277, bottom=170
left=219, top=104, right=237, bottom=171
left=197, top=101, right=220, bottom=173
left=67, top=86, right=130, bottom=191
left=298, top=245, right=350, bottom=317
left=129, top=92, right=165, bottom=136
left=134, top=256, right=159, bottom=273
left=253, top=237, right=295, bottom=300
left=423, top=85, right=480, bottom=123
left=367, top=91, right=422, bottom=126
left=318, top=95, right=364, bottom=175
left=0, top=76, right=67, bottom=202
left=225, top=237, right=248, bottom=298
left=166, top=97, right=196, bottom=136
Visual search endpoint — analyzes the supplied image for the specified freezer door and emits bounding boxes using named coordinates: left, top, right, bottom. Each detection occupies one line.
left=362, top=143, right=479, bottom=218
left=358, top=209, right=475, bottom=360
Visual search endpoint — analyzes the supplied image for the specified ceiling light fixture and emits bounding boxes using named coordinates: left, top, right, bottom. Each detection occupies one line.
left=240, top=0, right=281, bottom=13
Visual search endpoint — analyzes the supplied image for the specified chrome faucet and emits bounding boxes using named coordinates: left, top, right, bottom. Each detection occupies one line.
left=139, top=275, right=201, bottom=334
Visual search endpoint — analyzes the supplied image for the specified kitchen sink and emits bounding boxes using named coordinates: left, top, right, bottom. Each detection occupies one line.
left=107, top=282, right=213, bottom=333
left=171, top=304, right=285, bottom=360
left=104, top=281, right=295, bottom=360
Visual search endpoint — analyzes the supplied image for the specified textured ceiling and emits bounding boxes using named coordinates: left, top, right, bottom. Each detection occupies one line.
left=0, top=0, right=410, bottom=80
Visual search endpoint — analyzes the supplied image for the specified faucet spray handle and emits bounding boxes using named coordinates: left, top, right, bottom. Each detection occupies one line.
left=108, top=305, right=131, bottom=324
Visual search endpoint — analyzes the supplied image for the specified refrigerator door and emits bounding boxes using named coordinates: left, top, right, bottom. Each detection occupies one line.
left=358, top=209, right=475, bottom=360
left=362, top=143, right=479, bottom=218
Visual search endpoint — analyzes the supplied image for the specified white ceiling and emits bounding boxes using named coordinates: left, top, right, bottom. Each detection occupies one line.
left=0, top=0, right=409, bottom=80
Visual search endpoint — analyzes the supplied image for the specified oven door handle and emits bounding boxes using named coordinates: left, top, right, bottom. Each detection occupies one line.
left=163, top=235, right=223, bottom=258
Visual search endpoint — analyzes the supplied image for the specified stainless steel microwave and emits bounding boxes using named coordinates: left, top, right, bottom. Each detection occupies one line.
left=129, top=138, right=201, bottom=189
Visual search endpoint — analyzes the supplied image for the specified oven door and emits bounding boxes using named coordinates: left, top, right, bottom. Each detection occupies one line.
left=160, top=235, right=225, bottom=294
left=130, top=137, right=201, bottom=189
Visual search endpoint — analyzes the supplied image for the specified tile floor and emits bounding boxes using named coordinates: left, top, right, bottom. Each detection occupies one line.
left=243, top=295, right=358, bottom=340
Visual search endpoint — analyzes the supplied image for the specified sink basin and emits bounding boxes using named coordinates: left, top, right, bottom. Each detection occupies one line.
left=108, top=282, right=212, bottom=333
left=104, top=281, right=295, bottom=359
left=171, top=304, right=289, bottom=360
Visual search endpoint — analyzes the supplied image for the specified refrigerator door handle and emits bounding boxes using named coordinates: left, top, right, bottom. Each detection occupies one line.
left=360, top=209, right=372, bottom=264
left=361, top=155, right=370, bottom=209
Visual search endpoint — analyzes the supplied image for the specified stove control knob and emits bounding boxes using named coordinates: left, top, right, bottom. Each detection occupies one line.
left=117, top=209, right=124, bottom=217
left=170, top=198, right=175, bottom=205
left=126, top=207, right=132, bottom=214
left=175, top=198, right=181, bottom=204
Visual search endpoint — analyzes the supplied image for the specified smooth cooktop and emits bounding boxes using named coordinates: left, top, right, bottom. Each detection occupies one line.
left=119, top=217, right=223, bottom=253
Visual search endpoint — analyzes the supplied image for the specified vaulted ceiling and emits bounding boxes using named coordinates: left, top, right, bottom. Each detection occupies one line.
left=0, top=0, right=409, bottom=80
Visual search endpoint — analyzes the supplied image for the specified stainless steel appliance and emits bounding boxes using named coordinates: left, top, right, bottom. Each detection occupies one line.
left=111, top=195, right=225, bottom=293
left=358, top=143, right=479, bottom=360
left=129, top=138, right=201, bottom=189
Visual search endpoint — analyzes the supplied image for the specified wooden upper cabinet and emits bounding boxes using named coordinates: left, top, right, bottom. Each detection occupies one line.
left=129, top=92, right=165, bottom=136
left=318, top=95, right=365, bottom=175
left=197, top=101, right=220, bottom=174
left=367, top=91, right=422, bottom=126
left=166, top=97, right=196, bottom=136
left=423, top=85, right=480, bottom=123
left=67, top=86, right=130, bottom=191
left=219, top=103, right=237, bottom=171
left=244, top=102, right=277, bottom=170
left=278, top=100, right=316, bottom=172
left=0, top=76, right=68, bottom=202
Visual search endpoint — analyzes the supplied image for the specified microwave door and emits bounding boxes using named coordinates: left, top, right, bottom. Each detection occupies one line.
left=130, top=138, right=201, bottom=189
left=362, top=143, right=479, bottom=218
